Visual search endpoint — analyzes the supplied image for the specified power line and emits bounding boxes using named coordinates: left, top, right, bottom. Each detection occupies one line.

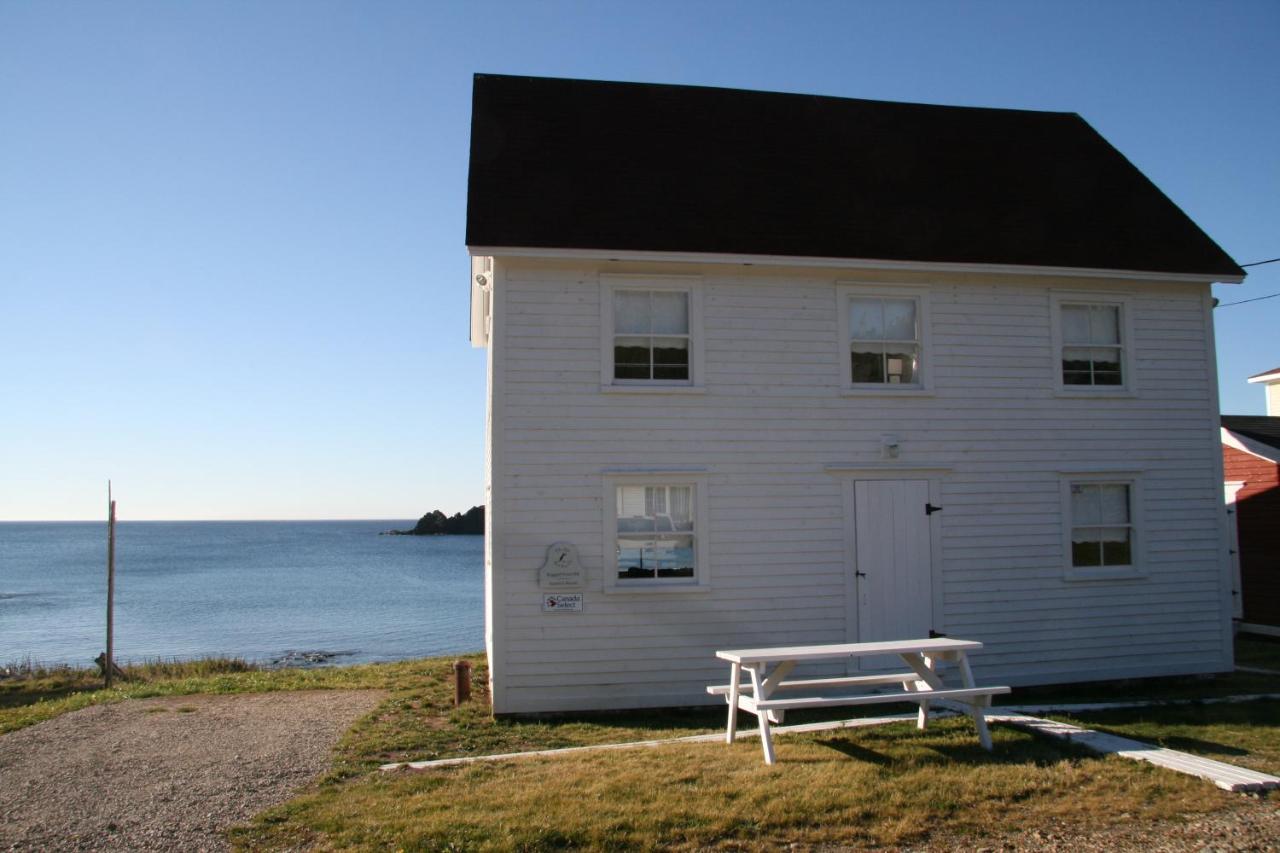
left=1217, top=291, right=1280, bottom=308
left=1215, top=256, right=1280, bottom=307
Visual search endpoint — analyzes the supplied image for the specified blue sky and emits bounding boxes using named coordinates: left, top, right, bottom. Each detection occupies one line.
left=2, top=1, right=1277, bottom=520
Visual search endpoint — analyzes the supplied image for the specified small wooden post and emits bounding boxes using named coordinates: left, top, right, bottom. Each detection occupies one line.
left=453, top=659, right=472, bottom=705
left=105, top=482, right=117, bottom=689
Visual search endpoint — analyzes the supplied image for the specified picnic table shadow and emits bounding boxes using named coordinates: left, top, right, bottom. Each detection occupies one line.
left=1137, top=735, right=1248, bottom=757
left=805, top=726, right=1102, bottom=769
left=525, top=704, right=950, bottom=738
left=1076, top=727, right=1250, bottom=758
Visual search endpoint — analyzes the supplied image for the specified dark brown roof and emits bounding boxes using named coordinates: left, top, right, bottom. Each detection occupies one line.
left=466, top=74, right=1243, bottom=278
left=1247, top=367, right=1280, bottom=380
left=1223, top=416, right=1280, bottom=451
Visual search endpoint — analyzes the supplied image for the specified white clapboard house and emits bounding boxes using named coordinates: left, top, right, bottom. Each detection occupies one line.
left=465, top=74, right=1246, bottom=714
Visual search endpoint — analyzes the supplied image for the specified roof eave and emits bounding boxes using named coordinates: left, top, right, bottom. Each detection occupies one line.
left=1223, top=427, right=1280, bottom=464
left=466, top=245, right=1245, bottom=285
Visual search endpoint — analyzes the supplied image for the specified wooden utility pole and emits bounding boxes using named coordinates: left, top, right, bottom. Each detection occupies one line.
left=105, top=481, right=116, bottom=688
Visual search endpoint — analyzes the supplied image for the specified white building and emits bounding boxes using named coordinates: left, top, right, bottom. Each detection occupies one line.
left=466, top=74, right=1247, bottom=714
left=1246, top=367, right=1280, bottom=416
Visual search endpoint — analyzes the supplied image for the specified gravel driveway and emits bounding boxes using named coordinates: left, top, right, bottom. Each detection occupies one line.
left=0, top=690, right=384, bottom=851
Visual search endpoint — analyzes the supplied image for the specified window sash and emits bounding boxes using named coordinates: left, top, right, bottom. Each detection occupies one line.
left=1069, top=482, right=1134, bottom=568
left=616, top=534, right=696, bottom=581
left=1062, top=304, right=1121, bottom=345
left=851, top=343, right=920, bottom=384
left=847, top=296, right=922, bottom=386
left=1070, top=525, right=1133, bottom=567
left=613, top=334, right=691, bottom=382
left=615, top=484, right=697, bottom=583
left=1059, top=303, right=1124, bottom=387
left=612, top=289, right=692, bottom=383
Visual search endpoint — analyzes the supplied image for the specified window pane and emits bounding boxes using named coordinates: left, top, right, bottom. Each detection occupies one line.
left=615, top=365, right=650, bottom=380
left=1071, top=529, right=1102, bottom=567
left=617, top=539, right=656, bottom=579
left=883, top=299, right=917, bottom=341
left=615, top=291, right=650, bottom=334
left=617, top=536, right=695, bottom=580
left=669, top=486, right=693, bottom=531
left=645, top=486, right=667, bottom=518
left=1062, top=347, right=1093, bottom=385
left=651, top=338, right=689, bottom=381
left=614, top=337, right=651, bottom=380
left=1071, top=484, right=1101, bottom=525
left=650, top=292, right=688, bottom=334
left=851, top=345, right=885, bottom=383
left=1099, top=484, right=1129, bottom=524
left=1100, top=528, right=1132, bottom=566
left=1090, top=305, right=1120, bottom=345
left=617, top=486, right=654, bottom=532
left=884, top=345, right=918, bottom=384
left=849, top=298, right=883, bottom=340
left=654, top=536, right=695, bottom=578
left=1091, top=348, right=1122, bottom=385
left=1062, top=305, right=1091, bottom=344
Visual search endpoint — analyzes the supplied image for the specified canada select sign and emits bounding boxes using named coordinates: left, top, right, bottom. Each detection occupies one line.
left=542, top=593, right=583, bottom=612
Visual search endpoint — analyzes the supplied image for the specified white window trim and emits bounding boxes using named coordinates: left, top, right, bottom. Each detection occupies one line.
left=835, top=283, right=933, bottom=396
left=1060, top=472, right=1147, bottom=582
left=600, top=274, right=705, bottom=393
left=1049, top=291, right=1137, bottom=397
left=602, top=472, right=711, bottom=594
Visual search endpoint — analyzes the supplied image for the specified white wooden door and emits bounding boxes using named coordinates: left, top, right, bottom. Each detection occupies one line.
left=854, top=480, right=935, bottom=650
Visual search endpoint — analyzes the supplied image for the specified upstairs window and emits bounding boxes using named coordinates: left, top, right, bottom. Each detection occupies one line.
left=613, top=290, right=691, bottom=383
left=615, top=484, right=696, bottom=583
left=1060, top=302, right=1124, bottom=387
left=841, top=291, right=928, bottom=389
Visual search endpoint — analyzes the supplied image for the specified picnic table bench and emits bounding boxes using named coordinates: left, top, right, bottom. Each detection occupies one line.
left=708, top=638, right=1010, bottom=764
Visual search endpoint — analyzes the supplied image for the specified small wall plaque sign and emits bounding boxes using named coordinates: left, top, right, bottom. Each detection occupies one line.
left=542, top=593, right=583, bottom=612
left=538, top=541, right=585, bottom=590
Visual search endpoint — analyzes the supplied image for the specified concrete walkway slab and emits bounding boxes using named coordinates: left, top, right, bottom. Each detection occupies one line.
left=987, top=711, right=1280, bottom=793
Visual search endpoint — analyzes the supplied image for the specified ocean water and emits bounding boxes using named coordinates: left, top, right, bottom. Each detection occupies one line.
left=0, top=521, right=484, bottom=667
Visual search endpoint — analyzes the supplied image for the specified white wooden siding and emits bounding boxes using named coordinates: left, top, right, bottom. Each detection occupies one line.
left=487, top=261, right=1230, bottom=713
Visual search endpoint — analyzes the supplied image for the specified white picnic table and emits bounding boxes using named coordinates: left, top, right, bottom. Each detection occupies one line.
left=708, top=637, right=1010, bottom=765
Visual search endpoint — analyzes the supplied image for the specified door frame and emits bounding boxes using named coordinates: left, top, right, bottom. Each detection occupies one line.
left=830, top=465, right=950, bottom=646
left=1224, top=480, right=1245, bottom=622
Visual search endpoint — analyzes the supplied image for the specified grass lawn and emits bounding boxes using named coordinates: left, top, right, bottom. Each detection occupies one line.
left=233, top=649, right=1280, bottom=851
left=5, top=638, right=1278, bottom=850
left=235, top=704, right=1278, bottom=852
left=0, top=656, right=445, bottom=735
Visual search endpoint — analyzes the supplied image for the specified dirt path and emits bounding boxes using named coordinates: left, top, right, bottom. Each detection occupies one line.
left=0, top=690, right=384, bottom=851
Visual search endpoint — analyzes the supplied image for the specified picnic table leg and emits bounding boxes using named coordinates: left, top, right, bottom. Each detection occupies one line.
left=900, top=652, right=943, bottom=732
left=917, top=654, right=934, bottom=730
left=957, top=654, right=993, bottom=751
left=747, top=664, right=776, bottom=765
left=726, top=662, right=741, bottom=744
left=761, top=660, right=795, bottom=726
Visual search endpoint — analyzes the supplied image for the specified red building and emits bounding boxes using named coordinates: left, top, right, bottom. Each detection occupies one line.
left=1222, top=415, right=1280, bottom=632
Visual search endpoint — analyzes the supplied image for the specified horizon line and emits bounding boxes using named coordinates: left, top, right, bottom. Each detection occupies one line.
left=0, top=517, right=430, bottom=524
